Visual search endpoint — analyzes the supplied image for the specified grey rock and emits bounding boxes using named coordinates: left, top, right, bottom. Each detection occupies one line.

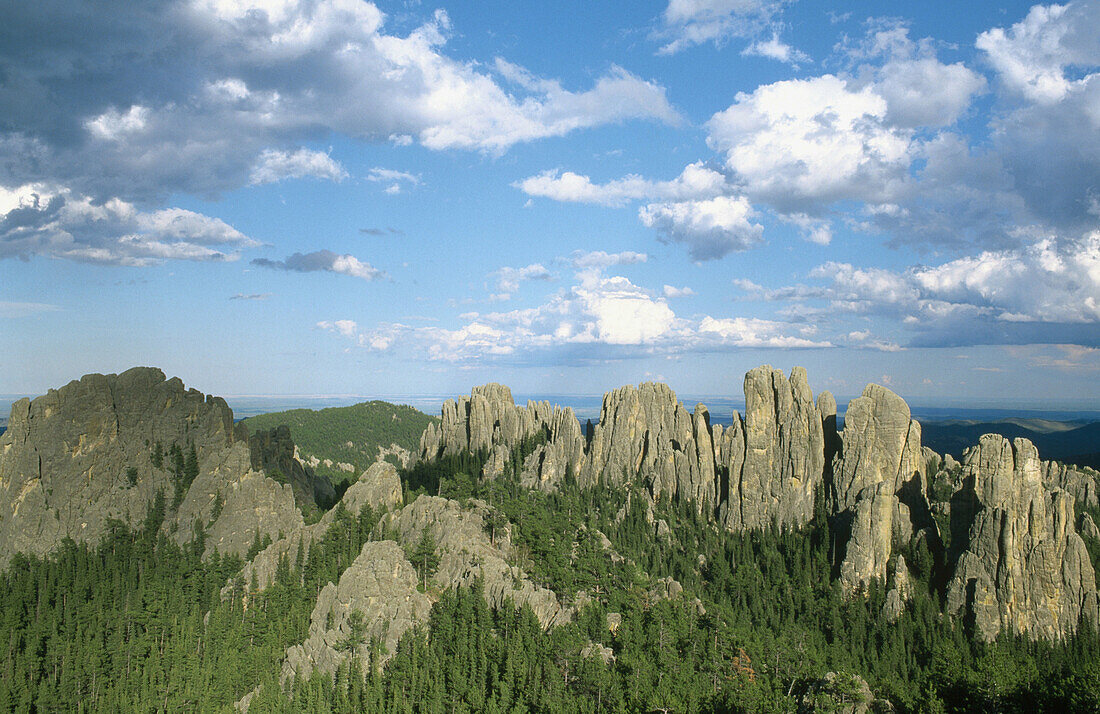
left=581, top=642, right=615, bottom=664
left=799, top=672, right=890, bottom=714
left=1044, top=461, right=1099, bottom=510
left=248, top=425, right=335, bottom=513
left=582, top=382, right=706, bottom=504
left=282, top=540, right=432, bottom=681
left=230, top=461, right=405, bottom=597
left=381, top=495, right=570, bottom=629
left=833, top=383, right=931, bottom=594
left=726, top=366, right=825, bottom=531
left=945, top=435, right=1099, bottom=641
left=1082, top=512, right=1100, bottom=542
left=0, top=367, right=309, bottom=567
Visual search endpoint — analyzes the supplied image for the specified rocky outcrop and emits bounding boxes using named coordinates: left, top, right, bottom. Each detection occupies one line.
left=231, top=461, right=405, bottom=596
left=418, top=384, right=583, bottom=489
left=0, top=367, right=318, bottom=566
left=282, top=540, right=431, bottom=681
left=945, top=435, right=1099, bottom=641
left=832, top=384, right=932, bottom=595
left=423, top=367, right=828, bottom=530
left=381, top=495, right=569, bottom=629
left=248, top=425, right=335, bottom=512
left=799, top=672, right=892, bottom=714
left=1043, top=461, right=1099, bottom=510
left=721, top=366, right=825, bottom=531
left=582, top=383, right=716, bottom=508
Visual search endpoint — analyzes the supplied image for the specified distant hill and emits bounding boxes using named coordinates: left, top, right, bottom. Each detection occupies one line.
left=242, top=401, right=437, bottom=485
left=921, top=418, right=1100, bottom=469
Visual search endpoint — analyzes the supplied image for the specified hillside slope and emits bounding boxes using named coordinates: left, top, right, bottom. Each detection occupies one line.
left=242, top=401, right=436, bottom=485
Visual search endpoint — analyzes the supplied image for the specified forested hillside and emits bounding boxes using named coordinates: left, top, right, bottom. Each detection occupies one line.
left=3, top=448, right=1099, bottom=713
left=242, top=402, right=436, bottom=485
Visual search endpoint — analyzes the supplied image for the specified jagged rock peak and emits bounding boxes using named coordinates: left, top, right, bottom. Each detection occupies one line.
left=0, top=367, right=308, bottom=567
left=946, top=434, right=1099, bottom=641
left=833, top=382, right=932, bottom=595
left=724, top=365, right=825, bottom=531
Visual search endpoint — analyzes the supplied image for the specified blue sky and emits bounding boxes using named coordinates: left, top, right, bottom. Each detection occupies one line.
left=2, top=0, right=1099, bottom=409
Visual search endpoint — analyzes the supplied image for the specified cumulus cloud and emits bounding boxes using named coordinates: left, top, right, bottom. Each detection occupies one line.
left=656, top=0, right=786, bottom=54
left=252, top=250, right=386, bottom=281
left=977, top=2, right=1100, bottom=104
left=706, top=74, right=912, bottom=213
left=325, top=259, right=826, bottom=361
left=741, top=34, right=810, bottom=66
left=249, top=149, right=348, bottom=185
left=663, top=285, right=696, bottom=298
left=756, top=230, right=1100, bottom=347
left=317, top=319, right=359, bottom=338
left=0, top=1, right=678, bottom=212
left=491, top=263, right=553, bottom=298
left=0, top=183, right=257, bottom=265
left=516, top=162, right=729, bottom=207
left=640, top=195, right=764, bottom=260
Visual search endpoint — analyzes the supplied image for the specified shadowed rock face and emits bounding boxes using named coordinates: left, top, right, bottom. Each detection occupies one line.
left=945, top=435, right=1098, bottom=641
left=0, top=367, right=323, bottom=566
left=832, top=383, right=932, bottom=595
left=248, top=425, right=335, bottom=512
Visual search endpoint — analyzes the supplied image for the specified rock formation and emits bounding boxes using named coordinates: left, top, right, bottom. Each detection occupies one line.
left=721, top=366, right=825, bottom=531
left=831, top=384, right=933, bottom=595
left=945, top=435, right=1098, bottom=640
left=248, top=425, right=335, bottom=512
left=230, top=461, right=405, bottom=596
left=418, top=384, right=584, bottom=488
left=0, top=367, right=328, bottom=566
left=282, top=540, right=432, bottom=682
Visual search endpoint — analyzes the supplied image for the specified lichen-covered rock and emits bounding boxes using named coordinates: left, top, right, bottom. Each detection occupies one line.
left=833, top=384, right=932, bottom=594
left=881, top=556, right=912, bottom=622
left=945, top=435, right=1099, bottom=641
left=382, top=495, right=569, bottom=628
left=1081, top=512, right=1100, bottom=542
left=230, top=461, right=405, bottom=596
left=799, top=672, right=891, bottom=714
left=724, top=366, right=824, bottom=531
left=0, top=367, right=310, bottom=567
left=282, top=541, right=431, bottom=681
left=248, top=425, right=335, bottom=513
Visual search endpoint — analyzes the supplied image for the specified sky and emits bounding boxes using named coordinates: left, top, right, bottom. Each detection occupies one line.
left=1, top=0, right=1099, bottom=410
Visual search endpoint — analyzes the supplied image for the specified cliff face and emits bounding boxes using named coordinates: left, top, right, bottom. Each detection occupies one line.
left=945, top=435, right=1098, bottom=640
left=417, top=368, right=1100, bottom=641
left=0, top=367, right=328, bottom=566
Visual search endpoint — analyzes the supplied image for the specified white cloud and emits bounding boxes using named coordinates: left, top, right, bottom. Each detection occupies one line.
left=663, top=285, right=696, bottom=298
left=977, top=2, right=1100, bottom=104
left=249, top=148, right=348, bottom=185
left=639, top=195, right=764, bottom=260
left=0, top=184, right=257, bottom=265
left=367, top=168, right=421, bottom=186
left=334, top=261, right=826, bottom=361
left=741, top=34, right=810, bottom=66
left=656, top=0, right=785, bottom=54
left=780, top=212, right=832, bottom=245
left=706, top=74, right=912, bottom=213
left=317, top=319, right=359, bottom=338
left=252, top=250, right=386, bottom=281
left=570, top=250, right=648, bottom=270
left=0, top=1, right=680, bottom=216
left=875, top=55, right=986, bottom=128
left=491, top=263, right=553, bottom=296
left=515, top=162, right=729, bottom=207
